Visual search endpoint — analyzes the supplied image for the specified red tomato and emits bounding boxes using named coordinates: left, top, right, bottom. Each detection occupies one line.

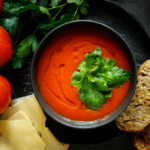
left=0, top=26, right=13, bottom=68
left=0, top=75, right=12, bottom=114
left=0, top=0, right=3, bottom=14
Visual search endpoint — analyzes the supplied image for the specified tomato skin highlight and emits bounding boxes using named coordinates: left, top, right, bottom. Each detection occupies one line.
left=0, top=75, right=12, bottom=115
left=37, top=26, right=131, bottom=121
left=0, top=26, right=13, bottom=68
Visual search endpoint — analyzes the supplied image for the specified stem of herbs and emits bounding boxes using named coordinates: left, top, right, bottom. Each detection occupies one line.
left=52, top=2, right=67, bottom=19
left=33, top=28, right=38, bottom=35
left=73, top=5, right=79, bottom=17
left=51, top=8, right=59, bottom=18
left=48, top=3, right=66, bottom=10
left=73, top=0, right=84, bottom=17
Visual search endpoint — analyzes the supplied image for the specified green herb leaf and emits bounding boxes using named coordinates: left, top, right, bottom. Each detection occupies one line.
left=70, top=47, right=131, bottom=110
left=96, top=64, right=132, bottom=87
left=89, top=75, right=111, bottom=92
left=1, top=0, right=89, bottom=69
left=81, top=1, right=89, bottom=7
left=0, top=16, right=23, bottom=37
left=79, top=1, right=89, bottom=15
left=2, top=0, right=29, bottom=16
left=70, top=71, right=82, bottom=87
left=12, top=55, right=26, bottom=69
left=16, top=34, right=39, bottom=57
left=38, top=13, right=73, bottom=35
left=78, top=77, right=106, bottom=110
left=30, top=35, right=39, bottom=52
left=42, top=0, right=48, bottom=7
left=11, top=3, right=39, bottom=15
left=67, top=0, right=83, bottom=5
left=84, top=88, right=106, bottom=108
left=51, top=0, right=62, bottom=7
left=67, top=4, right=77, bottom=14
left=12, top=34, right=39, bottom=69
left=30, top=0, right=37, bottom=3
left=39, top=6, right=51, bottom=17
left=77, top=61, right=89, bottom=75
left=79, top=5, right=88, bottom=15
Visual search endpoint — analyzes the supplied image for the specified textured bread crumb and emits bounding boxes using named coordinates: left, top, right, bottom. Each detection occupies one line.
left=133, top=124, right=150, bottom=150
left=115, top=60, right=150, bottom=132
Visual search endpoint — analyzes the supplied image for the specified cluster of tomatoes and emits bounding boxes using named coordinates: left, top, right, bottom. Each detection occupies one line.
left=0, top=0, right=13, bottom=115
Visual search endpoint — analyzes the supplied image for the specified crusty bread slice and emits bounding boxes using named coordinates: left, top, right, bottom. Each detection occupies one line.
left=132, top=124, right=150, bottom=150
left=115, top=59, right=150, bottom=132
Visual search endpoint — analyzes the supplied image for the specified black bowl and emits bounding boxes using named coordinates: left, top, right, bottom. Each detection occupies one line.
left=31, top=20, right=137, bottom=129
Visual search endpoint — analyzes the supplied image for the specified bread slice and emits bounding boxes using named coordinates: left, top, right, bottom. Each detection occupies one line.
left=115, top=59, right=150, bottom=132
left=132, top=124, right=150, bottom=150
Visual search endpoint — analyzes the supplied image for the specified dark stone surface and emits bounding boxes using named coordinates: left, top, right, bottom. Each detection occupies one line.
left=5, top=0, right=150, bottom=149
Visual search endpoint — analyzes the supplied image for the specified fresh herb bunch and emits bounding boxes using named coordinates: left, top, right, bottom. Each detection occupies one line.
left=0, top=0, right=89, bottom=69
left=70, top=47, right=131, bottom=110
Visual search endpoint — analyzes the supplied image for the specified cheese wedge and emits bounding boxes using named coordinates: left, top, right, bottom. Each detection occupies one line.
left=1, top=94, right=69, bottom=150
left=0, top=120, right=45, bottom=150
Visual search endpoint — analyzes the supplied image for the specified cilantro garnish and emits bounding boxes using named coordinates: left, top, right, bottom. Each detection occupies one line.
left=70, top=47, right=131, bottom=110
left=0, top=0, right=89, bottom=69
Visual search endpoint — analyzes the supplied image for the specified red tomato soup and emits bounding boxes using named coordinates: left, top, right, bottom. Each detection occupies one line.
left=37, top=26, right=131, bottom=121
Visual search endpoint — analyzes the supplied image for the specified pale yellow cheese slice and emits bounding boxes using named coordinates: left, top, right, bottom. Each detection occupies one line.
left=43, top=127, right=69, bottom=150
left=7, top=111, right=69, bottom=150
left=1, top=94, right=46, bottom=138
left=1, top=94, right=69, bottom=150
left=0, top=120, right=45, bottom=150
left=0, top=138, right=16, bottom=150
left=7, top=111, right=42, bottom=141
left=10, top=95, right=31, bottom=106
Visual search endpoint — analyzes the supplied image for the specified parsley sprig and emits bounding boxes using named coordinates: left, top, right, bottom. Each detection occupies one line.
left=70, top=47, right=131, bottom=110
left=0, top=0, right=89, bottom=69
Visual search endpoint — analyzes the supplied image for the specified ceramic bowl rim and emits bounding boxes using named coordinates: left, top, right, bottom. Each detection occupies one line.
left=31, top=20, right=137, bottom=129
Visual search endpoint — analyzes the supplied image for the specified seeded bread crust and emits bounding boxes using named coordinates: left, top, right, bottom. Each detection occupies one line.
left=133, top=124, right=150, bottom=150
left=115, top=60, right=150, bottom=132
